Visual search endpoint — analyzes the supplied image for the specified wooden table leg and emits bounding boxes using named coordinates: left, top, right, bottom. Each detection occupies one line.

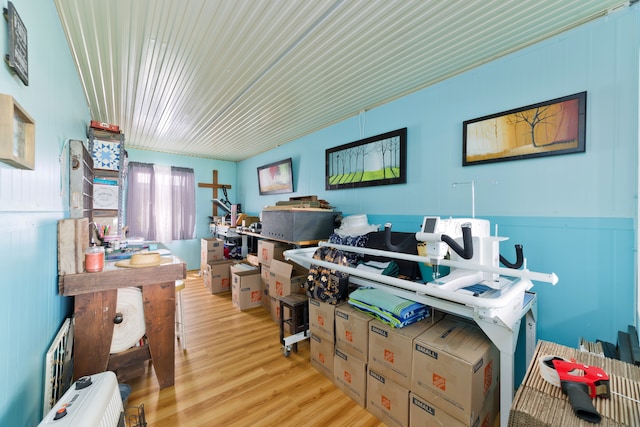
left=73, top=290, right=117, bottom=379
left=143, top=281, right=175, bottom=388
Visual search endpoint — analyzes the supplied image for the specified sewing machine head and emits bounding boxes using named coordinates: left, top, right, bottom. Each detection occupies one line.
left=416, top=216, right=499, bottom=285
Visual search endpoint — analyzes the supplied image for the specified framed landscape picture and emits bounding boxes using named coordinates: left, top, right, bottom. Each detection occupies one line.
left=463, top=92, right=586, bottom=166
left=326, top=128, right=407, bottom=190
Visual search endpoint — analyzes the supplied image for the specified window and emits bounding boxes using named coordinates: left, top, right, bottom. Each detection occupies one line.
left=126, top=162, right=196, bottom=242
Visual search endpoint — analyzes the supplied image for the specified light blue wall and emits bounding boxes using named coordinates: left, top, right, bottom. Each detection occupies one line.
left=238, top=4, right=639, bottom=358
left=0, top=1, right=91, bottom=425
left=126, top=148, right=237, bottom=269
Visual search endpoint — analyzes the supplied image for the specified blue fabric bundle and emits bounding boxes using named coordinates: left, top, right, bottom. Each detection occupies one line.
left=348, top=287, right=430, bottom=328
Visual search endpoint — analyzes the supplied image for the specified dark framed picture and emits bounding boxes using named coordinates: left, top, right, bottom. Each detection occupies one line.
left=5, top=1, right=28, bottom=86
left=463, top=92, right=586, bottom=166
left=257, top=158, right=294, bottom=195
left=326, top=128, right=407, bottom=190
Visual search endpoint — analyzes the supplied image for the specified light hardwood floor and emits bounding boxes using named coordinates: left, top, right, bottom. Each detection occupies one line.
left=126, top=270, right=384, bottom=427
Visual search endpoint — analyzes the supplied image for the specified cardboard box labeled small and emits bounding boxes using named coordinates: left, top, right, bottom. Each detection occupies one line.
left=230, top=263, right=262, bottom=311
left=257, top=239, right=289, bottom=266
left=334, top=348, right=367, bottom=407
left=368, top=318, right=437, bottom=389
left=203, top=259, right=234, bottom=294
left=366, top=367, right=409, bottom=427
left=335, top=303, right=371, bottom=362
left=268, top=259, right=307, bottom=298
left=308, top=298, right=336, bottom=341
left=310, top=332, right=334, bottom=381
left=409, top=388, right=498, bottom=427
left=201, top=237, right=224, bottom=265
left=411, top=316, right=499, bottom=425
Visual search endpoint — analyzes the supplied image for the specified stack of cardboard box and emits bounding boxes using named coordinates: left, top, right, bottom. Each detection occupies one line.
left=252, top=239, right=311, bottom=325
left=200, top=238, right=235, bottom=294
left=257, top=239, right=288, bottom=317
left=306, top=295, right=500, bottom=427
left=366, top=317, right=440, bottom=426
left=230, top=262, right=262, bottom=311
left=333, top=303, right=371, bottom=407
left=308, top=299, right=336, bottom=381
left=409, top=316, right=500, bottom=427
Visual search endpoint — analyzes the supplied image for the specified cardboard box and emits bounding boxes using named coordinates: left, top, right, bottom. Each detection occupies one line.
left=366, top=367, right=409, bottom=427
left=261, top=279, right=270, bottom=311
left=310, top=332, right=334, bottom=381
left=201, top=237, right=224, bottom=265
left=268, top=259, right=307, bottom=298
left=261, top=264, right=271, bottom=309
left=270, top=295, right=281, bottom=324
left=230, top=263, right=262, bottom=311
left=203, top=259, right=234, bottom=294
left=308, top=298, right=336, bottom=341
left=409, top=388, right=498, bottom=427
left=260, top=264, right=270, bottom=287
left=368, top=318, right=437, bottom=389
left=411, top=316, right=499, bottom=425
left=246, top=253, right=260, bottom=267
left=334, top=347, right=367, bottom=407
left=335, top=303, right=371, bottom=362
left=257, top=239, right=289, bottom=266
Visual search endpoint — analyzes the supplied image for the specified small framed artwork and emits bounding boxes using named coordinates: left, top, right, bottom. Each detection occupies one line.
left=0, top=94, right=35, bottom=169
left=326, top=127, right=407, bottom=190
left=463, top=92, right=586, bottom=166
left=4, top=1, right=28, bottom=86
left=92, top=139, right=122, bottom=171
left=93, top=184, right=119, bottom=209
left=257, top=158, right=294, bottom=195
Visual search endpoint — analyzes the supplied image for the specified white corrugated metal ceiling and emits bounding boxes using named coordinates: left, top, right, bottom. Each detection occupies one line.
left=54, top=0, right=630, bottom=162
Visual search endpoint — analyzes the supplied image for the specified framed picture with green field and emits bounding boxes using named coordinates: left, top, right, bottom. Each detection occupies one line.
left=325, top=127, right=407, bottom=190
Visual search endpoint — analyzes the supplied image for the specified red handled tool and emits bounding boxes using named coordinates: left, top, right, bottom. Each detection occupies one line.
left=540, top=356, right=610, bottom=424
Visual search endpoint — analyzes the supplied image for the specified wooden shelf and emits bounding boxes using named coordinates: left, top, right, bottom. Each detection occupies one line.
left=238, top=230, right=323, bottom=247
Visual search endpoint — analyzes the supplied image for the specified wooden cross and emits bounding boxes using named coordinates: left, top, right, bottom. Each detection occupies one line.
left=198, top=170, right=232, bottom=219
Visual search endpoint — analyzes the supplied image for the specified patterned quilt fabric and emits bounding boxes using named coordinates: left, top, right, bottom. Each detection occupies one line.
left=306, top=246, right=350, bottom=304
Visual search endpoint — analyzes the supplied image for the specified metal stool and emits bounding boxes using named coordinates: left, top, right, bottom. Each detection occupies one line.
left=175, top=280, right=186, bottom=351
left=278, top=293, right=309, bottom=357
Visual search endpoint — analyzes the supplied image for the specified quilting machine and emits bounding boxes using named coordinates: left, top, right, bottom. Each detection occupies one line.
left=284, top=216, right=558, bottom=427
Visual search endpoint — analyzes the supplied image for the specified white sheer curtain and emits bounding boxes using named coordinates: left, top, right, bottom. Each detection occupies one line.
left=126, top=162, right=196, bottom=243
left=153, top=164, right=172, bottom=242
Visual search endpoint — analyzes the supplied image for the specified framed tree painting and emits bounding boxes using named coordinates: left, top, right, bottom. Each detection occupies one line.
left=326, top=128, right=407, bottom=190
left=463, top=92, right=586, bottom=166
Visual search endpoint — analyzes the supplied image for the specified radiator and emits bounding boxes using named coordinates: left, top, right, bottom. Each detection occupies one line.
left=43, top=318, right=74, bottom=416
left=38, top=371, right=124, bottom=427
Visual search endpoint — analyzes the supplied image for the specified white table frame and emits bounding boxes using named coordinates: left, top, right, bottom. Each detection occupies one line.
left=284, top=245, right=539, bottom=427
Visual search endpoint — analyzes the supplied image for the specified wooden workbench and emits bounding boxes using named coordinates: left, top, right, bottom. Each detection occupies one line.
left=61, top=256, right=186, bottom=388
